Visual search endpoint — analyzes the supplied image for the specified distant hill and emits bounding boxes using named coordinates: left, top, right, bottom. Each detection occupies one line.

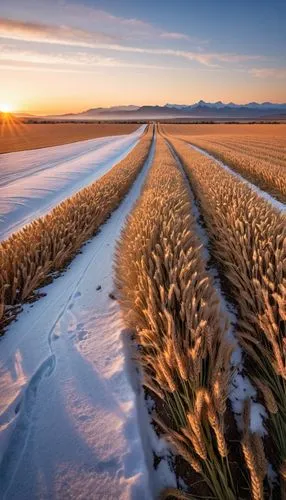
left=14, top=112, right=34, bottom=117
left=83, top=105, right=140, bottom=115
left=53, top=101, right=286, bottom=120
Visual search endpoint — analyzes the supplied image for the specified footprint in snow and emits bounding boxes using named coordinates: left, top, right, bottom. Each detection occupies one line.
left=76, top=323, right=88, bottom=341
left=78, top=330, right=88, bottom=341
left=78, top=414, right=91, bottom=422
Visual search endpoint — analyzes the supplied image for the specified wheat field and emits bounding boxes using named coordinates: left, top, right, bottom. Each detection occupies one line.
left=1, top=121, right=285, bottom=500
left=0, top=121, right=140, bottom=153
left=162, top=124, right=286, bottom=202
left=0, top=125, right=153, bottom=329
left=114, top=125, right=285, bottom=499
left=164, top=131, right=285, bottom=498
left=1, top=0, right=285, bottom=496
left=115, top=134, right=239, bottom=498
left=163, top=123, right=286, bottom=138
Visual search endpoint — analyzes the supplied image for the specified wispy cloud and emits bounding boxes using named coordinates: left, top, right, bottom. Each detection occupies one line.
left=0, top=6, right=194, bottom=44
left=249, top=67, right=286, bottom=79
left=0, top=16, right=198, bottom=46
left=0, top=61, right=99, bottom=74
left=0, top=18, right=264, bottom=69
left=57, top=4, right=194, bottom=42
left=159, top=31, right=207, bottom=43
left=0, top=44, right=176, bottom=71
left=0, top=17, right=117, bottom=46
left=159, top=32, right=190, bottom=41
left=0, top=45, right=114, bottom=66
left=89, top=44, right=263, bottom=67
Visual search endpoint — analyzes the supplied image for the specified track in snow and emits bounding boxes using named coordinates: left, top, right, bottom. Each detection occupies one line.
left=0, top=135, right=157, bottom=500
left=0, top=125, right=145, bottom=241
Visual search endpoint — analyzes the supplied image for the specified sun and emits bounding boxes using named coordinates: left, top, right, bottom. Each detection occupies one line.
left=0, top=103, right=14, bottom=113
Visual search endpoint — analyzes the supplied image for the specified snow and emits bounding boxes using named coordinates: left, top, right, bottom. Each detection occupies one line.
left=0, top=125, right=146, bottom=242
left=146, top=420, right=177, bottom=491
left=231, top=371, right=267, bottom=435
left=123, top=343, right=177, bottom=496
left=0, top=135, right=160, bottom=499
left=189, top=144, right=286, bottom=213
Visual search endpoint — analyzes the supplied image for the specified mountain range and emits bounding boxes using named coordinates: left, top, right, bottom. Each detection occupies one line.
left=19, top=101, right=286, bottom=121
left=57, top=101, right=286, bottom=120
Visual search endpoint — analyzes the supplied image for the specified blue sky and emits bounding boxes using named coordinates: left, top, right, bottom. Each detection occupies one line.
left=0, top=0, right=285, bottom=113
left=88, top=0, right=286, bottom=56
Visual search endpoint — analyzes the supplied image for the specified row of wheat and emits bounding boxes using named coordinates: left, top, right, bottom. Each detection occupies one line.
left=166, top=133, right=286, bottom=499
left=0, top=125, right=153, bottom=330
left=163, top=132, right=286, bottom=203
left=114, top=134, right=256, bottom=499
left=193, top=136, right=286, bottom=168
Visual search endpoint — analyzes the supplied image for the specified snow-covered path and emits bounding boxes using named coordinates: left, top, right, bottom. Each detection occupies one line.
left=0, top=137, right=155, bottom=499
left=0, top=125, right=145, bottom=241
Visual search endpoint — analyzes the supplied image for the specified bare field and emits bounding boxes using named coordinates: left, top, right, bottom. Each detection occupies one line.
left=0, top=122, right=139, bottom=153
left=162, top=123, right=286, bottom=138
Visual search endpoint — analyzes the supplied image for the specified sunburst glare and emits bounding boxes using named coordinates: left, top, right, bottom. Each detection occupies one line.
left=0, top=103, right=14, bottom=113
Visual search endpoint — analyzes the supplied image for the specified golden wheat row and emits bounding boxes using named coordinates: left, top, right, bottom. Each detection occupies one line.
left=167, top=133, right=286, bottom=499
left=0, top=125, right=153, bottom=329
left=200, top=137, right=286, bottom=167
left=114, top=134, right=247, bottom=499
left=183, top=135, right=286, bottom=167
left=175, top=134, right=286, bottom=203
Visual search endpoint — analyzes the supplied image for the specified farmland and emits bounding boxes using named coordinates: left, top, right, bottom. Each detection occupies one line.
left=0, top=125, right=145, bottom=241
left=0, top=123, right=285, bottom=499
left=0, top=120, right=139, bottom=153
left=163, top=124, right=286, bottom=203
left=163, top=123, right=286, bottom=138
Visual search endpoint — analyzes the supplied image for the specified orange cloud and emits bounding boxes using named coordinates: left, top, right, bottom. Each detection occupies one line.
left=0, top=17, right=117, bottom=46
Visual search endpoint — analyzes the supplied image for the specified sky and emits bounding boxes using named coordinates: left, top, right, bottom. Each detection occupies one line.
left=0, top=0, right=285, bottom=115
